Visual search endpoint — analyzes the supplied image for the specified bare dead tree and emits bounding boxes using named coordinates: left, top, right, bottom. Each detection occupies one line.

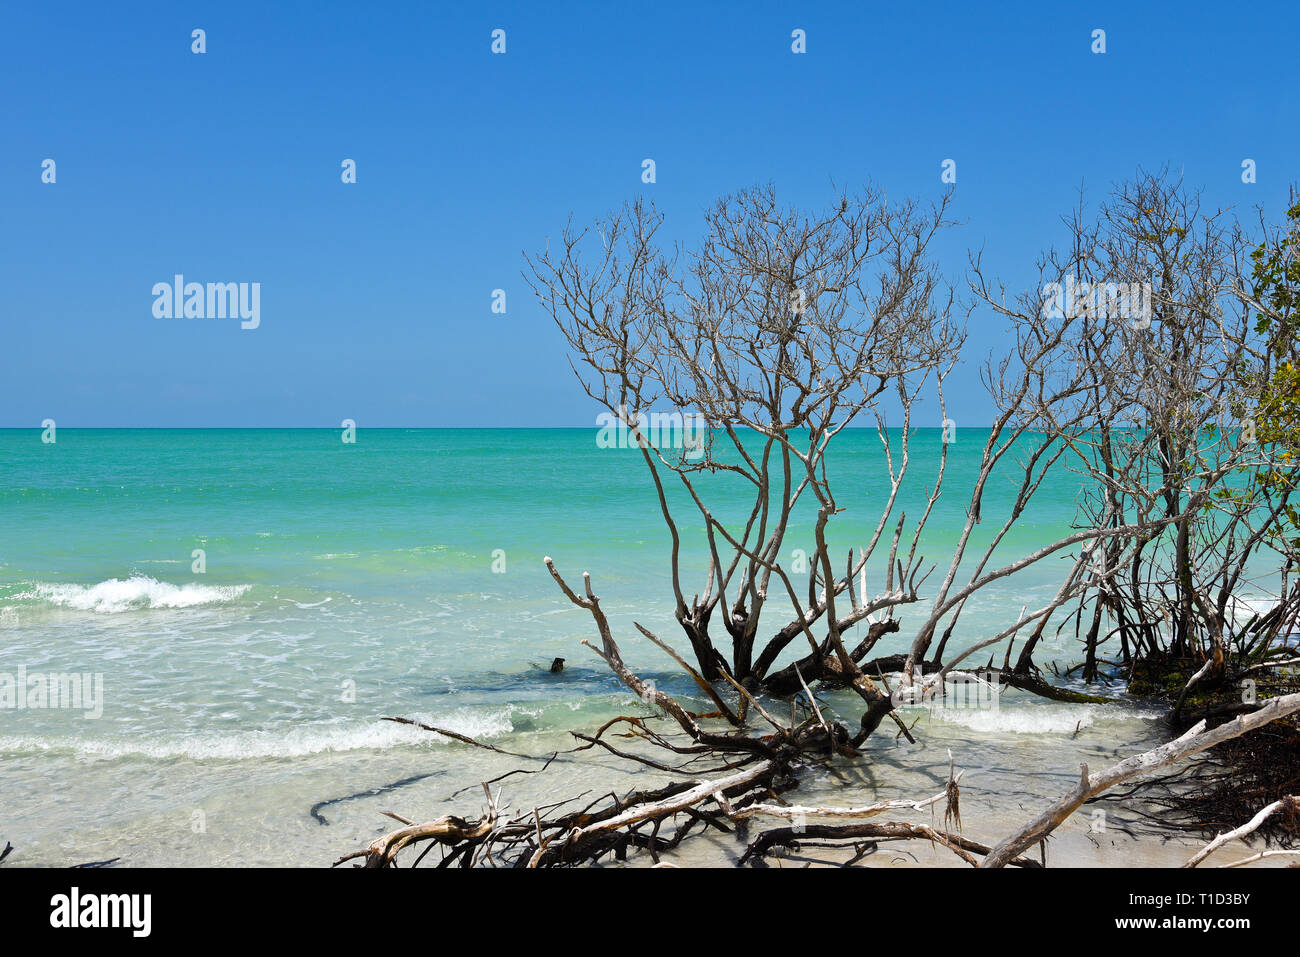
left=337, top=176, right=1300, bottom=869
left=926, top=171, right=1299, bottom=712
left=525, top=184, right=965, bottom=733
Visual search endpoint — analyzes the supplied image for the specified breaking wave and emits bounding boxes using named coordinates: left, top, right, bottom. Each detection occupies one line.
left=0, top=709, right=517, bottom=760
left=12, top=576, right=251, bottom=614
left=925, top=704, right=1102, bottom=734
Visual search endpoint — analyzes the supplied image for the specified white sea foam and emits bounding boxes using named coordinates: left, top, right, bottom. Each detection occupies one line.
left=15, top=576, right=251, bottom=613
left=0, top=708, right=517, bottom=760
left=928, top=705, right=1101, bottom=735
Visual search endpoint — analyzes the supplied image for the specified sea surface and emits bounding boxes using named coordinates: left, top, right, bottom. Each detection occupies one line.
left=0, top=428, right=1270, bottom=866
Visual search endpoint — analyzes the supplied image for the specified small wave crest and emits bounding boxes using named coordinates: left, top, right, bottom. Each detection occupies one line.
left=927, top=704, right=1100, bottom=734
left=0, top=708, right=517, bottom=760
left=13, top=576, right=251, bottom=614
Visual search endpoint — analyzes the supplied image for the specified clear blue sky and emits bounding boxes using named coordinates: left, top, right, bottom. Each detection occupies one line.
left=2, top=0, right=1296, bottom=427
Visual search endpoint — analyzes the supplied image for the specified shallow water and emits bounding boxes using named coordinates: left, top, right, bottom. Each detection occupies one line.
left=0, top=428, right=1275, bottom=866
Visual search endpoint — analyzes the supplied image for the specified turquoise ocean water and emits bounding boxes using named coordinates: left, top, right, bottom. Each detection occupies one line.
left=0, top=428, right=1237, bottom=865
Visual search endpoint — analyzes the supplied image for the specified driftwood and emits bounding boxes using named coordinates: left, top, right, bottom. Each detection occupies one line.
left=1218, top=849, right=1300, bottom=867
left=337, top=559, right=1300, bottom=870
left=335, top=739, right=993, bottom=869
left=1183, top=794, right=1300, bottom=868
left=335, top=672, right=1300, bottom=869
left=337, top=563, right=990, bottom=868
left=739, top=821, right=1043, bottom=868
left=981, top=691, right=1300, bottom=867
left=334, top=784, right=499, bottom=868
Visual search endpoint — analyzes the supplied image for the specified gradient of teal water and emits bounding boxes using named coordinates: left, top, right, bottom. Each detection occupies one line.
left=0, top=429, right=1201, bottom=866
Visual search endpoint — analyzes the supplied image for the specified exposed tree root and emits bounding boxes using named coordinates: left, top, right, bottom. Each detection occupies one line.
left=981, top=690, right=1300, bottom=867
left=1118, top=652, right=1300, bottom=845
left=334, top=563, right=1300, bottom=870
left=1184, top=794, right=1300, bottom=867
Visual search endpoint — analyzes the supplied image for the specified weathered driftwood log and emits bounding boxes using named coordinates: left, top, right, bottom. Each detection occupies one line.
left=1217, top=849, right=1300, bottom=867
left=335, top=810, right=496, bottom=868
left=727, top=788, right=953, bottom=823
left=526, top=762, right=775, bottom=867
left=738, top=820, right=1044, bottom=868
